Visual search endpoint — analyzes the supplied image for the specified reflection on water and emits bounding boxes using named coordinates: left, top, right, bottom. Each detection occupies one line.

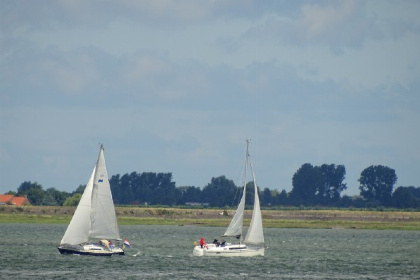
left=0, top=224, right=419, bottom=279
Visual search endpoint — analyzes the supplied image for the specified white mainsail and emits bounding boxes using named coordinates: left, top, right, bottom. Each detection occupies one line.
left=89, top=146, right=121, bottom=240
left=60, top=145, right=120, bottom=246
left=244, top=165, right=264, bottom=245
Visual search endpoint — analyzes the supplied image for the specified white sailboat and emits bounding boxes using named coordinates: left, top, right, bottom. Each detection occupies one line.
left=193, top=140, right=265, bottom=257
left=57, top=145, right=124, bottom=256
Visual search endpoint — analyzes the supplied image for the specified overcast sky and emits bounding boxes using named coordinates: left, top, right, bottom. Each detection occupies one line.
left=1, top=0, right=419, bottom=196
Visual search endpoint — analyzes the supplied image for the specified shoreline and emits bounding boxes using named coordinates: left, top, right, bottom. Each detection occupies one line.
left=1, top=206, right=420, bottom=230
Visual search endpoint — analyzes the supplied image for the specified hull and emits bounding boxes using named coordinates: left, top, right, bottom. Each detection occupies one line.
left=193, top=244, right=264, bottom=257
left=58, top=244, right=124, bottom=256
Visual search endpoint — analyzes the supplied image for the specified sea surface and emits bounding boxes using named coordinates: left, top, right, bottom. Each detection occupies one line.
left=0, top=224, right=419, bottom=279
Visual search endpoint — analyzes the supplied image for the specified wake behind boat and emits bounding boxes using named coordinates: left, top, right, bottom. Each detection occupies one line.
left=57, top=145, right=124, bottom=256
left=193, top=140, right=265, bottom=257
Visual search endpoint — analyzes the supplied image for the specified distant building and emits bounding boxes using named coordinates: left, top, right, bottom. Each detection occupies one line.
left=185, top=202, right=209, bottom=207
left=0, top=195, right=31, bottom=206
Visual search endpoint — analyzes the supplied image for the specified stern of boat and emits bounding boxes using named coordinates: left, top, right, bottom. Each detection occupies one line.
left=193, top=246, right=204, bottom=256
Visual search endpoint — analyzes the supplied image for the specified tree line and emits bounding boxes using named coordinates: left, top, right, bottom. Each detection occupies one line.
left=4, top=164, right=420, bottom=209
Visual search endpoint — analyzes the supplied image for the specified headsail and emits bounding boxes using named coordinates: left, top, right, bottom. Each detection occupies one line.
left=223, top=141, right=250, bottom=238
left=223, top=185, right=245, bottom=238
left=60, top=167, right=95, bottom=245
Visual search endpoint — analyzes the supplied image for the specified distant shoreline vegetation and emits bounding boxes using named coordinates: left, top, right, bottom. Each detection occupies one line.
left=1, top=206, right=419, bottom=230
left=2, top=164, right=420, bottom=209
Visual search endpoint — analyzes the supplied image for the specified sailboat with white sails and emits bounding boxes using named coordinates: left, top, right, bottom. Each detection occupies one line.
left=193, top=140, right=265, bottom=257
left=57, top=145, right=125, bottom=256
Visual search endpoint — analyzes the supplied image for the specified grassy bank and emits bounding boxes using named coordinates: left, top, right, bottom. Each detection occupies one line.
left=1, top=205, right=420, bottom=230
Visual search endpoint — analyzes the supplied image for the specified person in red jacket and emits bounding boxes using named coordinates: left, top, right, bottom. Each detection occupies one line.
left=200, top=237, right=205, bottom=248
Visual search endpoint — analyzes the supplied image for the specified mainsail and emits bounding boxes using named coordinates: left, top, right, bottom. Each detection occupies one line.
left=89, top=146, right=121, bottom=240
left=244, top=160, right=264, bottom=245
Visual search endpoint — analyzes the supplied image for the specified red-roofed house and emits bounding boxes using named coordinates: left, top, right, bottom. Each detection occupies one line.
left=0, top=194, right=14, bottom=205
left=0, top=195, right=31, bottom=206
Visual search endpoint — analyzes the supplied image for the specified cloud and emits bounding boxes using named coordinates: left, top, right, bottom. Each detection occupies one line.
left=0, top=0, right=271, bottom=35
left=1, top=1, right=419, bottom=195
left=245, top=0, right=420, bottom=54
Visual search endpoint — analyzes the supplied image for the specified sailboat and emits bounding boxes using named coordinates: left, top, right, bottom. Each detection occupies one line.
left=193, top=140, right=265, bottom=257
left=57, top=145, right=124, bottom=256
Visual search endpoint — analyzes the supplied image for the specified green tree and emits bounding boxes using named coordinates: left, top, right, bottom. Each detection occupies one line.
left=73, top=184, right=86, bottom=195
left=392, top=186, right=419, bottom=208
left=109, top=172, right=180, bottom=205
left=178, top=186, right=202, bottom=204
left=244, top=181, right=256, bottom=206
left=261, top=188, right=272, bottom=206
left=272, top=189, right=289, bottom=206
left=132, top=172, right=155, bottom=204
left=63, top=193, right=82, bottom=206
left=359, top=165, right=397, bottom=206
left=202, top=176, right=238, bottom=207
left=319, top=164, right=347, bottom=204
left=112, top=173, right=135, bottom=204
left=17, top=181, right=45, bottom=205
left=42, top=188, right=70, bottom=206
left=17, top=181, right=40, bottom=195
left=290, top=163, right=323, bottom=205
left=149, top=173, right=180, bottom=205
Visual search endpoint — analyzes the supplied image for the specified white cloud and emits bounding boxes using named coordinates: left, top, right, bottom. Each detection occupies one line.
left=1, top=0, right=419, bottom=196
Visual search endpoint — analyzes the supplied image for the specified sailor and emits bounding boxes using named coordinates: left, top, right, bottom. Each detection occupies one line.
left=200, top=237, right=205, bottom=248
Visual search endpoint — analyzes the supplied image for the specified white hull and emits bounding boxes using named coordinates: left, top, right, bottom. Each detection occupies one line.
left=193, top=244, right=264, bottom=257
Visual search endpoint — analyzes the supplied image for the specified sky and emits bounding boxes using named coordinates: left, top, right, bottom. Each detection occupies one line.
left=1, top=0, right=419, bottom=196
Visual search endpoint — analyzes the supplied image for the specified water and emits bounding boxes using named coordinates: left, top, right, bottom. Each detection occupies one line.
left=0, top=224, right=419, bottom=279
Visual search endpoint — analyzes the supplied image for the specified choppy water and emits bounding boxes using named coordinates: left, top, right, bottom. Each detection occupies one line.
left=0, top=224, right=419, bottom=279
